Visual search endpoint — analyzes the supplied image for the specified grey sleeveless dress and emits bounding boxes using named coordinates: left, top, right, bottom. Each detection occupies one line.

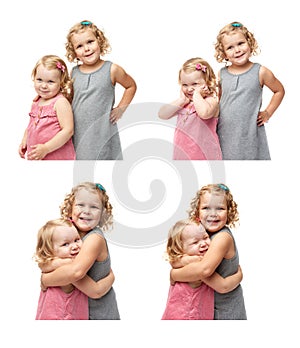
left=211, top=227, right=247, bottom=320
left=71, top=61, right=123, bottom=160
left=82, top=228, right=120, bottom=320
left=217, top=63, right=270, bottom=160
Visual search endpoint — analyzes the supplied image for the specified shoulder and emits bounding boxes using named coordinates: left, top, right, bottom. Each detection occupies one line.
left=211, top=227, right=233, bottom=244
left=54, top=94, right=71, bottom=109
left=258, top=65, right=277, bottom=86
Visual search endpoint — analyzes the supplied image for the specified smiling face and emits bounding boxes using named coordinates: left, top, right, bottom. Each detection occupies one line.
left=71, top=29, right=101, bottom=67
left=199, top=192, right=228, bottom=233
left=181, top=223, right=211, bottom=256
left=33, top=65, right=61, bottom=101
left=52, top=225, right=82, bottom=259
left=221, top=31, right=252, bottom=67
left=180, top=70, right=208, bottom=101
left=71, top=188, right=103, bottom=232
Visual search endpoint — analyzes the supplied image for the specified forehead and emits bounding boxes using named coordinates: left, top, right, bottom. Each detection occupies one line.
left=180, top=70, right=205, bottom=84
left=36, top=65, right=60, bottom=79
left=182, top=224, right=207, bottom=240
left=222, top=31, right=246, bottom=46
left=71, top=29, right=96, bottom=44
left=75, top=188, right=101, bottom=202
left=201, top=192, right=226, bottom=205
left=52, top=225, right=79, bottom=242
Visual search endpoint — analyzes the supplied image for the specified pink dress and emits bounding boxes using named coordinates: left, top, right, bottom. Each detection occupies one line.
left=26, top=94, right=76, bottom=160
left=173, top=103, right=222, bottom=160
left=35, top=287, right=88, bottom=320
left=162, top=282, right=214, bottom=320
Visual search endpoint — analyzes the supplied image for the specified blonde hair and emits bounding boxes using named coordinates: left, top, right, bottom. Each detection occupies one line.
left=179, top=57, right=217, bottom=96
left=188, top=184, right=239, bottom=228
left=214, top=22, right=259, bottom=63
left=34, top=218, right=73, bottom=264
left=166, top=219, right=205, bottom=263
left=65, top=20, right=111, bottom=63
left=32, top=55, right=73, bottom=103
left=60, top=182, right=113, bottom=231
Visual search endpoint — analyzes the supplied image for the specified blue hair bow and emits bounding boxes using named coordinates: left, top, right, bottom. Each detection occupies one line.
left=232, top=22, right=242, bottom=27
left=218, top=184, right=229, bottom=192
left=96, top=183, right=106, bottom=192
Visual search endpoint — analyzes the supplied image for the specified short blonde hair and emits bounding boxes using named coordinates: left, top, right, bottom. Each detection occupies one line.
left=32, top=55, right=73, bottom=103
left=188, top=184, right=239, bottom=228
left=214, top=22, right=259, bottom=63
left=179, top=57, right=217, bottom=96
left=34, top=218, right=73, bottom=264
left=60, top=182, right=113, bottom=231
left=166, top=219, right=205, bottom=263
left=65, top=20, right=111, bottom=63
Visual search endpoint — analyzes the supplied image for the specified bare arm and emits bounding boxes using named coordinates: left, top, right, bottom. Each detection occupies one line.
left=203, top=265, right=243, bottom=294
left=74, top=269, right=115, bottom=299
left=257, top=66, right=285, bottom=126
left=110, top=63, right=137, bottom=124
left=193, top=91, right=219, bottom=120
left=39, top=256, right=114, bottom=299
left=158, top=90, right=189, bottom=120
left=27, top=97, right=74, bottom=160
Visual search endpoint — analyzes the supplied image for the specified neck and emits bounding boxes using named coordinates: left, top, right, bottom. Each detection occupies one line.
left=227, top=60, right=253, bottom=74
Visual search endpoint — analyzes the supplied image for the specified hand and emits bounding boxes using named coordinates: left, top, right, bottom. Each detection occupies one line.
left=40, top=274, right=47, bottom=291
left=110, top=107, right=124, bottom=124
left=170, top=269, right=176, bottom=286
left=179, top=89, right=190, bottom=106
left=257, top=110, right=270, bottom=126
left=194, top=85, right=210, bottom=98
left=18, top=142, right=27, bottom=158
left=27, top=144, right=48, bottom=160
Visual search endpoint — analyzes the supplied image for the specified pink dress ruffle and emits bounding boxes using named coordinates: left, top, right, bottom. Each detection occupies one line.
left=173, top=103, right=222, bottom=160
left=27, top=94, right=76, bottom=160
left=35, top=287, right=88, bottom=320
left=162, top=282, right=214, bottom=320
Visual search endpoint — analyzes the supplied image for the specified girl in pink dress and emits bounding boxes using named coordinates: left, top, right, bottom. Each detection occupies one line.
left=35, top=218, right=115, bottom=320
left=19, top=55, right=75, bottom=160
left=162, top=219, right=242, bottom=320
left=159, top=57, right=222, bottom=160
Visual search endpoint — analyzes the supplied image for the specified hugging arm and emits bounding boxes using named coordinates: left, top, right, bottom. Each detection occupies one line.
left=41, top=234, right=106, bottom=287
left=203, top=266, right=243, bottom=293
left=171, top=232, right=233, bottom=282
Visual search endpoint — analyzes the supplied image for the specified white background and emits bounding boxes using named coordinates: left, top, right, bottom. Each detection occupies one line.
left=1, top=0, right=299, bottom=347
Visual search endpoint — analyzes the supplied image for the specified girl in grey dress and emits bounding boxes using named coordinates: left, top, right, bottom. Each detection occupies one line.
left=65, top=20, right=137, bottom=160
left=214, top=21, right=284, bottom=159
left=42, top=182, right=120, bottom=319
left=171, top=184, right=246, bottom=319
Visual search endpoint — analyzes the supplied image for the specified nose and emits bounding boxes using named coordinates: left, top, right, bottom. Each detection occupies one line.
left=83, top=43, right=90, bottom=51
left=41, top=81, right=48, bottom=89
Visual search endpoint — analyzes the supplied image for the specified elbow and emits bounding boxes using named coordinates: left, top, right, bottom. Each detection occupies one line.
left=68, top=127, right=74, bottom=137
left=216, top=285, right=232, bottom=294
left=72, top=267, right=86, bottom=282
left=201, top=265, right=215, bottom=279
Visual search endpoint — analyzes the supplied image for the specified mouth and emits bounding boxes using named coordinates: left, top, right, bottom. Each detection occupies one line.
left=79, top=217, right=92, bottom=222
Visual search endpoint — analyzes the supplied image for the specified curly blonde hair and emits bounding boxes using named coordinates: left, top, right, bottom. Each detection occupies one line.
left=166, top=219, right=205, bottom=263
left=65, top=20, right=111, bottom=63
left=214, top=22, right=259, bottom=63
left=188, top=184, right=239, bottom=228
left=178, top=57, right=218, bottom=97
left=34, top=218, right=74, bottom=264
left=60, top=182, right=113, bottom=231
